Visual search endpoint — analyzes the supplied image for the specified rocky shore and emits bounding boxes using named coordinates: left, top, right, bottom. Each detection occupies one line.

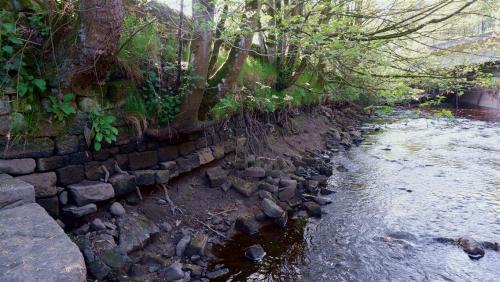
left=61, top=105, right=368, bottom=281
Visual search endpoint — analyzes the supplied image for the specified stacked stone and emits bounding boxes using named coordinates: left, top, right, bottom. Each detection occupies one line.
left=0, top=125, right=234, bottom=220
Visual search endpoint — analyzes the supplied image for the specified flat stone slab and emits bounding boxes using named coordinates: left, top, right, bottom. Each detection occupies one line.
left=0, top=176, right=35, bottom=210
left=67, top=180, right=115, bottom=206
left=0, top=203, right=86, bottom=281
left=118, top=213, right=160, bottom=253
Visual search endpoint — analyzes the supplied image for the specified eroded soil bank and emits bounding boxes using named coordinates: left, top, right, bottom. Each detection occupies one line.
left=73, top=104, right=368, bottom=281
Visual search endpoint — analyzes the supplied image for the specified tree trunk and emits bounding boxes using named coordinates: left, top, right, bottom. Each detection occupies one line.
left=61, top=0, right=124, bottom=93
left=207, top=3, right=229, bottom=76
left=201, top=0, right=260, bottom=117
left=171, top=0, right=215, bottom=130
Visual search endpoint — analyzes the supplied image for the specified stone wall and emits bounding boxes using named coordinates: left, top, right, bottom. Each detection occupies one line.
left=0, top=116, right=235, bottom=222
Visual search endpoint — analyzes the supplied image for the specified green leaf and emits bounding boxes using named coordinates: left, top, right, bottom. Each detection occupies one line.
left=18, top=83, right=28, bottom=96
left=2, top=45, right=13, bottom=55
left=8, top=36, right=23, bottom=45
left=63, top=93, right=75, bottom=102
left=32, top=79, right=46, bottom=91
left=103, top=115, right=116, bottom=124
left=2, top=23, right=16, bottom=33
left=95, top=133, right=103, bottom=142
left=61, top=104, right=76, bottom=115
left=94, top=142, right=102, bottom=151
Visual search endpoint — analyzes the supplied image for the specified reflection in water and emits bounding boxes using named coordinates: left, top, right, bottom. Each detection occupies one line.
left=214, top=110, right=500, bottom=282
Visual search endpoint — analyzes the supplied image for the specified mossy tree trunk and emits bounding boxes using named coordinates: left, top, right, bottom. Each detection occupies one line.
left=61, top=0, right=124, bottom=94
left=171, top=0, right=215, bottom=130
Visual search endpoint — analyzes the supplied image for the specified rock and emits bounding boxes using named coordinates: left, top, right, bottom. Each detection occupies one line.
left=72, top=224, right=90, bottom=236
left=59, top=191, right=69, bottom=205
left=258, top=182, right=279, bottom=193
left=36, top=155, right=67, bottom=171
left=278, top=186, right=296, bottom=201
left=229, top=176, right=257, bottom=197
left=266, top=170, right=284, bottom=178
left=155, top=170, right=170, bottom=184
left=36, top=196, right=59, bottom=217
left=245, top=244, right=266, bottom=261
left=84, top=161, right=105, bottom=181
left=235, top=214, right=259, bottom=235
left=198, top=148, right=215, bottom=165
left=176, top=155, right=200, bottom=174
left=304, top=202, right=322, bottom=218
left=206, top=166, right=228, bottom=187
left=110, top=202, right=126, bottom=217
left=67, top=180, right=115, bottom=206
left=16, top=172, right=57, bottom=198
left=320, top=187, right=335, bottom=195
left=91, top=218, right=107, bottom=231
left=132, top=170, right=156, bottom=186
left=56, top=165, right=85, bottom=186
left=100, top=248, right=131, bottom=270
left=212, top=144, right=225, bottom=159
left=164, top=262, right=184, bottom=281
left=109, top=173, right=136, bottom=196
left=279, top=178, right=297, bottom=189
left=62, top=204, right=97, bottom=217
left=118, top=213, right=160, bottom=253
left=313, top=196, right=332, bottom=206
left=176, top=235, right=192, bottom=257
left=458, top=237, right=485, bottom=259
left=206, top=268, right=229, bottom=279
left=160, top=222, right=173, bottom=232
left=261, top=198, right=285, bottom=219
left=0, top=203, right=86, bottom=282
left=185, top=233, right=208, bottom=257
left=0, top=97, right=10, bottom=115
left=126, top=193, right=140, bottom=206
left=258, top=190, right=274, bottom=200
left=184, top=263, right=203, bottom=277
left=179, top=141, right=196, bottom=156
left=128, top=151, right=158, bottom=170
left=244, top=167, right=266, bottom=178
left=158, top=146, right=179, bottom=161
left=55, top=135, right=79, bottom=155
left=0, top=177, right=35, bottom=210
left=159, top=160, right=177, bottom=170
left=0, top=158, right=36, bottom=175
left=0, top=137, right=54, bottom=159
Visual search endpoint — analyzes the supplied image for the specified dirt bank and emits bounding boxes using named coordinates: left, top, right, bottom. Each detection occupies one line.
left=78, top=104, right=368, bottom=281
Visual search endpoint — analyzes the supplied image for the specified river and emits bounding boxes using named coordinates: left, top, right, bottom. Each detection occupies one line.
left=213, top=109, right=500, bottom=282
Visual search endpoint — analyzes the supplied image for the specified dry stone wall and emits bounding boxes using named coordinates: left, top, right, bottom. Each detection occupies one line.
left=0, top=118, right=235, bottom=222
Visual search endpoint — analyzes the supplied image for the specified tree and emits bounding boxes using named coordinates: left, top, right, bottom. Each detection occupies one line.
left=61, top=0, right=125, bottom=93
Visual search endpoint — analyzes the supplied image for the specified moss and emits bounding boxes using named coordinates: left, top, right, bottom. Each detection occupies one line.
left=106, top=80, right=137, bottom=105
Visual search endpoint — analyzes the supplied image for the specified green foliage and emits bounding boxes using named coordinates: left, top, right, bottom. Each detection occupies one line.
left=420, top=95, right=447, bottom=107
left=89, top=110, right=119, bottom=151
left=141, top=70, right=180, bottom=126
left=432, top=109, right=454, bottom=120
left=211, top=95, right=241, bottom=120
left=48, top=93, right=76, bottom=121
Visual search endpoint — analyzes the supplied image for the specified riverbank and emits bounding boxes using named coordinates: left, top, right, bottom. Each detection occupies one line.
left=72, top=104, right=369, bottom=281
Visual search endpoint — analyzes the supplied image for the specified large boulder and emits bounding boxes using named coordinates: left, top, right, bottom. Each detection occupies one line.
left=0, top=159, right=36, bottom=175
left=261, top=198, right=285, bottom=219
left=67, top=181, right=115, bottom=206
left=0, top=176, right=35, bottom=210
left=118, top=213, right=160, bottom=253
left=0, top=203, right=86, bottom=281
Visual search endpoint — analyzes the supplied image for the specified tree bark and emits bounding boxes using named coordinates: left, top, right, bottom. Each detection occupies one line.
left=201, top=0, right=260, bottom=117
left=171, top=0, right=215, bottom=130
left=207, top=3, right=229, bottom=76
left=61, top=0, right=124, bottom=93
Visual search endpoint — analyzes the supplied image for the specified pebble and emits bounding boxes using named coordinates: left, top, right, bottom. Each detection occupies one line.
left=160, top=222, right=173, bottom=232
left=176, top=235, right=191, bottom=257
left=164, top=262, right=184, bottom=281
left=245, top=244, right=266, bottom=261
left=109, top=202, right=126, bottom=217
left=91, top=218, right=106, bottom=231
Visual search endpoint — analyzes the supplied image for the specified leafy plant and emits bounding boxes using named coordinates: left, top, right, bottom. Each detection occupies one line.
left=48, top=93, right=76, bottom=121
left=141, top=70, right=180, bottom=126
left=88, top=110, right=119, bottom=151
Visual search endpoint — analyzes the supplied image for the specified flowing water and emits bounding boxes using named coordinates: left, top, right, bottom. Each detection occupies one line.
left=213, top=109, right=500, bottom=282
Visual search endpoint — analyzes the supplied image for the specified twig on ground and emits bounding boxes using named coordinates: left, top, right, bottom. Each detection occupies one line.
left=194, top=218, right=228, bottom=239
left=160, top=184, right=183, bottom=215
left=136, top=186, right=143, bottom=201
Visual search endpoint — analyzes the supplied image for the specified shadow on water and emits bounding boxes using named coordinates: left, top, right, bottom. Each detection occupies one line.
left=210, top=221, right=307, bottom=282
